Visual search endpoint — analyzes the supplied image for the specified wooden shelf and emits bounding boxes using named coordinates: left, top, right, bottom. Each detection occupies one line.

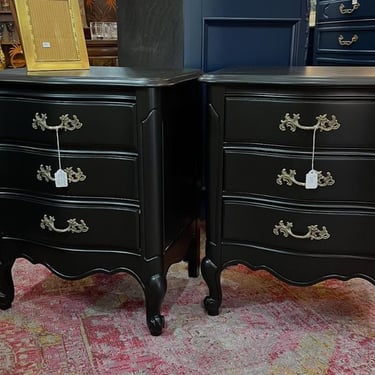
left=85, top=39, right=118, bottom=66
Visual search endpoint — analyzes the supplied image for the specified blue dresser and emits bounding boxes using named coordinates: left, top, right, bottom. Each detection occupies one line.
left=185, top=0, right=311, bottom=70
left=314, top=0, right=375, bottom=65
left=118, top=0, right=311, bottom=70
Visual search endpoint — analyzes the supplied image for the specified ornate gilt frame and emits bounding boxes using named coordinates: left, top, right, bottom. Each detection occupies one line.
left=12, top=0, right=89, bottom=71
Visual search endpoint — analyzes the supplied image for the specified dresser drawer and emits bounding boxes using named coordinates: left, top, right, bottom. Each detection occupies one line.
left=224, top=97, right=375, bottom=149
left=317, top=0, right=375, bottom=23
left=0, top=146, right=138, bottom=200
left=223, top=149, right=375, bottom=204
left=314, top=52, right=375, bottom=65
left=222, top=200, right=375, bottom=256
left=2, top=196, right=140, bottom=251
left=0, top=98, right=137, bottom=151
left=315, top=23, right=375, bottom=53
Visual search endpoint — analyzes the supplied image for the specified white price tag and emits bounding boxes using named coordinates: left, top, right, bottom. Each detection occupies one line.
left=54, top=169, right=68, bottom=188
left=305, top=170, right=318, bottom=190
left=352, top=0, right=358, bottom=5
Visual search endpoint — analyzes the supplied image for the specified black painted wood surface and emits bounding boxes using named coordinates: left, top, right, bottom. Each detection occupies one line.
left=0, top=67, right=202, bottom=335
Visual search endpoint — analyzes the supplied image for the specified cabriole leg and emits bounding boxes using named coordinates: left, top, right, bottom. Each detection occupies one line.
left=144, top=273, right=166, bottom=336
left=201, top=256, right=222, bottom=316
left=0, top=257, right=15, bottom=310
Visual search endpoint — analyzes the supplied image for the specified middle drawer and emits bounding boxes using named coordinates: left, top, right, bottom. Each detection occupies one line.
left=224, top=149, right=375, bottom=204
left=0, top=146, right=138, bottom=200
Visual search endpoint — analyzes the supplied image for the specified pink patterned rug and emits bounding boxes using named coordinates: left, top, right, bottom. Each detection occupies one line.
left=1, top=255, right=374, bottom=374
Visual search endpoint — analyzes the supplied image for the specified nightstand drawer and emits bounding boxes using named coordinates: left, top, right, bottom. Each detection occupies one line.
left=2, top=196, right=140, bottom=251
left=222, top=200, right=375, bottom=256
left=0, top=98, right=137, bottom=151
left=224, top=97, right=375, bottom=149
left=317, top=0, right=375, bottom=23
left=0, top=146, right=139, bottom=200
left=223, top=149, right=375, bottom=204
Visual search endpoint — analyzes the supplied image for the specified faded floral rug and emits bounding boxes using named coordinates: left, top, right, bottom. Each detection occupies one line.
left=1, top=254, right=374, bottom=374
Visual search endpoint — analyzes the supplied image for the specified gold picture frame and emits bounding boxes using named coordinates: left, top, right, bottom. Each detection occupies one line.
left=12, top=0, right=89, bottom=71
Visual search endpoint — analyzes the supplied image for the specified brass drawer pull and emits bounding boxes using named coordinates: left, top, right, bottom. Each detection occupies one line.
left=276, top=168, right=335, bottom=187
left=273, top=220, right=330, bottom=240
left=32, top=113, right=83, bottom=131
left=339, top=2, right=360, bottom=14
left=338, top=34, right=358, bottom=46
left=279, top=113, right=340, bottom=132
left=40, top=214, right=89, bottom=233
left=37, top=164, right=86, bottom=184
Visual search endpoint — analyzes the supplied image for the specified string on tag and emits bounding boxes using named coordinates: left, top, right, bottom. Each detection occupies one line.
left=54, top=128, right=68, bottom=188
left=56, top=128, right=62, bottom=170
left=311, top=125, right=318, bottom=171
left=305, top=125, right=319, bottom=190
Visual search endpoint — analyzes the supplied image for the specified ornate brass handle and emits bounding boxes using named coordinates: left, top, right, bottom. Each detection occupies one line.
left=37, top=165, right=86, bottom=184
left=276, top=168, right=335, bottom=188
left=279, top=113, right=341, bottom=132
left=40, top=214, right=89, bottom=233
left=273, top=220, right=330, bottom=240
left=338, top=34, right=358, bottom=46
left=339, top=2, right=360, bottom=14
left=32, top=113, right=83, bottom=131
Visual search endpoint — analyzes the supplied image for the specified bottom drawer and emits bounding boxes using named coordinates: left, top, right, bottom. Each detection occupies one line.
left=222, top=199, right=375, bottom=256
left=1, top=195, right=140, bottom=252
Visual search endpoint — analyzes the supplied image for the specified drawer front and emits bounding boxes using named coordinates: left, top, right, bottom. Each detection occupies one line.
left=0, top=98, right=137, bottom=151
left=314, top=52, right=375, bottom=65
left=0, top=146, right=139, bottom=200
left=222, top=200, right=375, bottom=255
left=316, top=24, right=375, bottom=53
left=224, top=150, right=375, bottom=204
left=317, top=0, right=375, bottom=23
left=2, top=197, right=140, bottom=251
left=224, top=97, right=375, bottom=149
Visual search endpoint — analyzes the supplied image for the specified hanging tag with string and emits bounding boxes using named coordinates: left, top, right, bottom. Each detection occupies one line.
left=54, top=128, right=68, bottom=188
left=305, top=126, right=318, bottom=189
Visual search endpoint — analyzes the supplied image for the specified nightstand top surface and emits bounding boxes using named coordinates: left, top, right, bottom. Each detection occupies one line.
left=0, top=66, right=201, bottom=87
left=200, top=66, right=375, bottom=86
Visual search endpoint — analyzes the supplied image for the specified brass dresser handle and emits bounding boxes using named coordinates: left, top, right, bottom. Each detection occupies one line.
left=32, top=113, right=83, bottom=131
left=40, top=214, right=89, bottom=233
left=279, top=113, right=341, bottom=132
left=273, top=220, right=330, bottom=240
left=339, top=2, right=360, bottom=14
left=276, top=168, right=335, bottom=187
left=338, top=34, right=359, bottom=46
left=37, top=165, right=86, bottom=183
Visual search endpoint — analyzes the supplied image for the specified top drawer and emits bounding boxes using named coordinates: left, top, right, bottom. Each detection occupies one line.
left=224, top=96, right=375, bottom=150
left=317, top=0, right=375, bottom=23
left=0, top=98, right=137, bottom=151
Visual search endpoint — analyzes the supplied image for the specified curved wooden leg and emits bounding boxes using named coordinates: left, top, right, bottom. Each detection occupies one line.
left=201, top=256, right=222, bottom=316
left=144, top=273, right=167, bottom=336
left=0, top=257, right=15, bottom=310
